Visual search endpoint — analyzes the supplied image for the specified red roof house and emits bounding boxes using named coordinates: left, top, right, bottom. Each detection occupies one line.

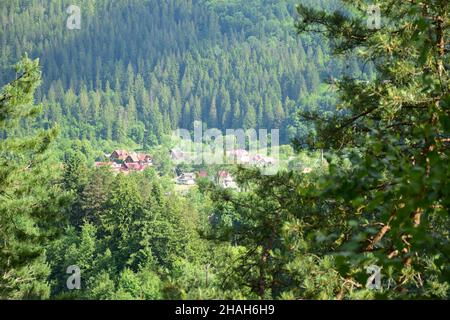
left=110, top=150, right=129, bottom=161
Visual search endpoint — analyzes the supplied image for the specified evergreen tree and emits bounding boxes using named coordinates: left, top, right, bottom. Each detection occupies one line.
left=208, top=95, right=218, bottom=128
left=296, top=0, right=449, bottom=298
left=0, top=57, right=68, bottom=299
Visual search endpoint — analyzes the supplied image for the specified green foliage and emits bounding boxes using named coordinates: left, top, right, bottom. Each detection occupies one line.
left=295, top=0, right=449, bottom=298
left=45, top=163, right=216, bottom=299
left=0, top=56, right=68, bottom=299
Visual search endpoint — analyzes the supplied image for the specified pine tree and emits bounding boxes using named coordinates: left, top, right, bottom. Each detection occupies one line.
left=296, top=0, right=449, bottom=298
left=232, top=100, right=241, bottom=129
left=243, top=104, right=257, bottom=129
left=208, top=95, right=218, bottom=128
left=0, top=57, right=68, bottom=299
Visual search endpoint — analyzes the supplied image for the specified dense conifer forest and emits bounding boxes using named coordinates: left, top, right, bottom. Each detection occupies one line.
left=1, top=0, right=374, bottom=146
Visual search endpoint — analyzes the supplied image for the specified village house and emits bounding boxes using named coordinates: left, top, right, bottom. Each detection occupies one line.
left=250, top=154, right=276, bottom=166
left=110, top=150, right=129, bottom=162
left=125, top=152, right=153, bottom=165
left=217, top=170, right=238, bottom=189
left=176, top=172, right=196, bottom=185
left=96, top=150, right=153, bottom=174
left=121, top=162, right=148, bottom=172
left=94, top=161, right=149, bottom=174
left=226, top=149, right=250, bottom=164
left=226, top=149, right=276, bottom=167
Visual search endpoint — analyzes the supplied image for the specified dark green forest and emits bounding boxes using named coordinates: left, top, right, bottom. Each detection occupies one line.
left=0, top=0, right=448, bottom=300
left=1, top=0, right=375, bottom=146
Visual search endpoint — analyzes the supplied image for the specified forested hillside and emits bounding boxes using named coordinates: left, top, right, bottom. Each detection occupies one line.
left=1, top=0, right=372, bottom=146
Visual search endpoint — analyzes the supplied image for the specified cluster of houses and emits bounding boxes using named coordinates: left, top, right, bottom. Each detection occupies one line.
left=95, top=150, right=153, bottom=174
left=170, top=148, right=275, bottom=190
left=170, top=148, right=276, bottom=167
left=226, top=149, right=276, bottom=166
left=175, top=170, right=238, bottom=190
left=94, top=149, right=243, bottom=189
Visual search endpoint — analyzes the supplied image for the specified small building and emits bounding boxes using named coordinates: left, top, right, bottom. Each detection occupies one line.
left=217, top=170, right=238, bottom=189
left=251, top=155, right=276, bottom=166
left=227, top=149, right=251, bottom=164
left=125, top=153, right=140, bottom=163
left=125, top=153, right=153, bottom=165
left=176, top=172, right=196, bottom=185
left=227, top=149, right=249, bottom=157
left=140, top=154, right=153, bottom=164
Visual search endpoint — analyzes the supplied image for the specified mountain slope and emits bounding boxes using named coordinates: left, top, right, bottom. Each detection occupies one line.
left=0, top=0, right=372, bottom=146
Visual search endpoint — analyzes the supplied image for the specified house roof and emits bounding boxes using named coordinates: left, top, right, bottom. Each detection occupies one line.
left=138, top=154, right=152, bottom=161
left=217, top=170, right=230, bottom=178
left=252, top=154, right=263, bottom=161
left=111, top=150, right=129, bottom=161
left=126, top=153, right=140, bottom=162
left=112, top=150, right=129, bottom=156
left=117, top=151, right=152, bottom=163
left=198, top=170, right=208, bottom=177
left=179, top=172, right=196, bottom=179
